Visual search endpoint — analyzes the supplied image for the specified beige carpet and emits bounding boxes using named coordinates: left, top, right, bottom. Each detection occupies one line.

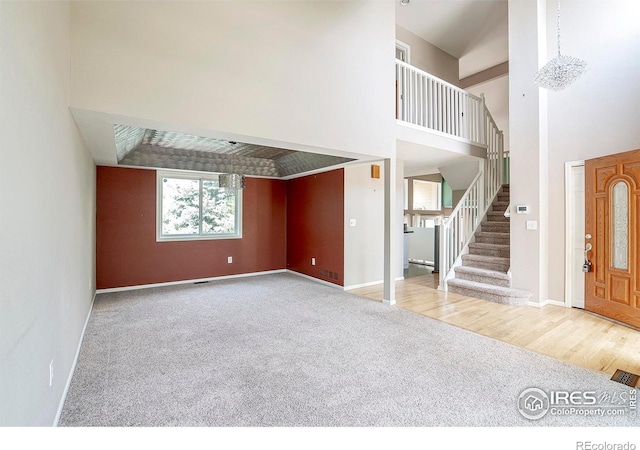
left=59, top=273, right=638, bottom=426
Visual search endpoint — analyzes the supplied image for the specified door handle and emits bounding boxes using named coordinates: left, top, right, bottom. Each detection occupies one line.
left=584, top=243, right=592, bottom=260
left=583, top=243, right=593, bottom=273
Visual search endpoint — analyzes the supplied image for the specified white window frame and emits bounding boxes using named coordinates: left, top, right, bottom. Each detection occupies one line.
left=156, top=170, right=243, bottom=242
left=411, top=179, right=442, bottom=212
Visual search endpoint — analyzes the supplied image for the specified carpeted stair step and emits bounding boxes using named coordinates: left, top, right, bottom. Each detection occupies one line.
left=469, top=242, right=510, bottom=258
left=475, top=231, right=510, bottom=245
left=454, top=265, right=512, bottom=287
left=461, top=254, right=510, bottom=272
left=492, top=201, right=510, bottom=212
left=447, top=278, right=531, bottom=306
left=481, top=221, right=510, bottom=233
left=487, top=211, right=509, bottom=222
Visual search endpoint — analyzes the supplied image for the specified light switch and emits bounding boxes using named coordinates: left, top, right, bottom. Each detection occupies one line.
left=349, top=219, right=356, bottom=227
left=526, top=220, right=537, bottom=230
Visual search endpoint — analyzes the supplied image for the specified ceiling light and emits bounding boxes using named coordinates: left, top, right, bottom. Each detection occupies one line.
left=400, top=0, right=410, bottom=5
left=534, top=0, right=587, bottom=91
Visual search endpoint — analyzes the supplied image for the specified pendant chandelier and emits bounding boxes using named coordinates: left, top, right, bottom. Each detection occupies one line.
left=534, top=0, right=587, bottom=91
left=218, top=173, right=245, bottom=189
left=218, top=143, right=246, bottom=189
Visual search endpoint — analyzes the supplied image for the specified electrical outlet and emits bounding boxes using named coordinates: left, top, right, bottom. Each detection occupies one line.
left=227, top=256, right=233, bottom=264
left=49, top=360, right=54, bottom=387
left=311, top=258, right=316, bottom=266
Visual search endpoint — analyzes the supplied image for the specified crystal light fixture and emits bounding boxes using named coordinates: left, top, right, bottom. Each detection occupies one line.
left=534, top=0, right=587, bottom=91
left=218, top=173, right=245, bottom=189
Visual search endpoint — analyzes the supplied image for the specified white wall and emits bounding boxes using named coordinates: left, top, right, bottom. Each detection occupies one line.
left=508, top=0, right=549, bottom=304
left=344, top=164, right=384, bottom=288
left=396, top=25, right=460, bottom=86
left=344, top=162, right=403, bottom=289
left=0, top=2, right=96, bottom=425
left=545, top=0, right=640, bottom=302
left=70, top=1, right=396, bottom=160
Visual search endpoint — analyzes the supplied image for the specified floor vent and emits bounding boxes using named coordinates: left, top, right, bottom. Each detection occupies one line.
left=610, top=369, right=640, bottom=387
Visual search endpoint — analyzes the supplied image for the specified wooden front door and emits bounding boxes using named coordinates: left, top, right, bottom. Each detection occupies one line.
left=585, top=149, right=640, bottom=328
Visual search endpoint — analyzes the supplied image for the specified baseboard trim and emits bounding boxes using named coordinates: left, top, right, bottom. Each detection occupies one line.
left=344, top=280, right=383, bottom=291
left=54, top=290, right=96, bottom=427
left=344, top=276, right=405, bottom=291
left=545, top=299, right=566, bottom=307
left=528, top=299, right=566, bottom=308
left=286, top=270, right=343, bottom=289
left=95, top=269, right=287, bottom=294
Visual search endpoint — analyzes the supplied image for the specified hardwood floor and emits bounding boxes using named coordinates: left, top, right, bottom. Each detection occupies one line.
left=348, top=272, right=640, bottom=379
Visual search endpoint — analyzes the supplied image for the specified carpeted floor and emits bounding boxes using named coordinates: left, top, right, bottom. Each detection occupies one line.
left=59, top=273, right=638, bottom=426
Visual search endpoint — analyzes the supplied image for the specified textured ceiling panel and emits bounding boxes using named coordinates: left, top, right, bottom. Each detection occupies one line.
left=143, top=130, right=295, bottom=160
left=120, top=145, right=280, bottom=177
left=114, top=124, right=146, bottom=162
left=114, top=125, right=355, bottom=178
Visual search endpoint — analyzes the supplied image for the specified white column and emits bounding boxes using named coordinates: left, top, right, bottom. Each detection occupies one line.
left=508, top=0, right=549, bottom=305
left=383, top=157, right=397, bottom=305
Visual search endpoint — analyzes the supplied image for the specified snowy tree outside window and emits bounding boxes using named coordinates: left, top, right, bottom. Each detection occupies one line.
left=158, top=172, right=241, bottom=240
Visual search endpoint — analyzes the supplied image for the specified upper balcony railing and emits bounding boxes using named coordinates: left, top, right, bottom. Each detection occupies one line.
left=395, top=59, right=485, bottom=145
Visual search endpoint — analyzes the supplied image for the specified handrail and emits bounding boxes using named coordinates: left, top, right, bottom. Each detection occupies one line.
left=484, top=107, right=503, bottom=207
left=444, top=171, right=483, bottom=226
left=440, top=170, right=485, bottom=287
left=395, top=59, right=485, bottom=144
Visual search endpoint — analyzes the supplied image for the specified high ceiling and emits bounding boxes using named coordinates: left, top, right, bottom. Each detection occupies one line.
left=395, top=0, right=508, bottom=79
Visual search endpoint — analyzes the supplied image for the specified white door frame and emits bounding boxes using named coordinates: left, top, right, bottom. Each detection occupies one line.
left=564, top=160, right=585, bottom=308
left=395, top=39, right=411, bottom=64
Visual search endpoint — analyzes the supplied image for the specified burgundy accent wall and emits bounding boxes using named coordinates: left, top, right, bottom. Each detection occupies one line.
left=286, top=169, right=344, bottom=286
left=96, top=166, right=286, bottom=289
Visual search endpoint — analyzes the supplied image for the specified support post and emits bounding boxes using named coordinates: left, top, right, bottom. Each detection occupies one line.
left=383, top=157, right=396, bottom=305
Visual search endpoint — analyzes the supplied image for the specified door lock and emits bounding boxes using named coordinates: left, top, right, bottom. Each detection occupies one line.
left=582, top=261, right=592, bottom=273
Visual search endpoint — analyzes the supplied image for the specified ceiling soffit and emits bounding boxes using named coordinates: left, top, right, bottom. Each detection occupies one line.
left=114, top=125, right=354, bottom=178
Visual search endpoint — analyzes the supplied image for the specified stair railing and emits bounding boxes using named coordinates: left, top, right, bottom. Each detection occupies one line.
left=439, top=100, right=505, bottom=290
left=484, top=105, right=504, bottom=205
left=395, top=59, right=485, bottom=144
left=394, top=59, right=507, bottom=290
left=439, top=170, right=484, bottom=288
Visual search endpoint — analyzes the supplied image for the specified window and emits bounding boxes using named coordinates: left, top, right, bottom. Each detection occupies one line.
left=412, top=180, right=441, bottom=211
left=157, top=171, right=242, bottom=241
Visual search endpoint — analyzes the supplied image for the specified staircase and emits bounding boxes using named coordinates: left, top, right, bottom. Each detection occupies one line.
left=446, top=185, right=531, bottom=306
